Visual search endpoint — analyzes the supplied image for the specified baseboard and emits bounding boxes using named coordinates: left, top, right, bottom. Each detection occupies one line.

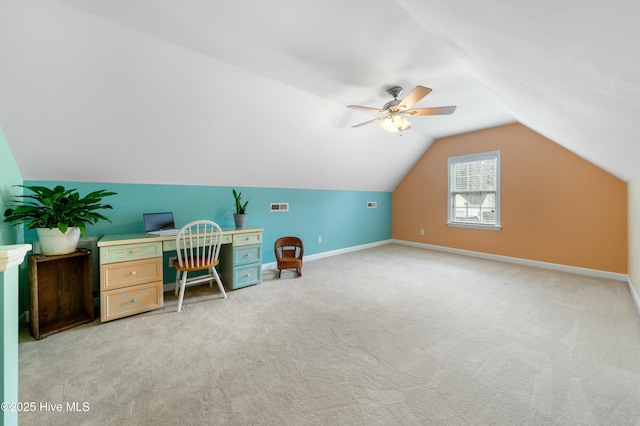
left=392, top=239, right=628, bottom=282
left=262, top=239, right=394, bottom=278
left=304, top=239, right=393, bottom=262
left=627, top=276, right=640, bottom=316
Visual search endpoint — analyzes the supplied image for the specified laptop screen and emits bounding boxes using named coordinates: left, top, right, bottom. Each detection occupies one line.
left=143, top=212, right=176, bottom=233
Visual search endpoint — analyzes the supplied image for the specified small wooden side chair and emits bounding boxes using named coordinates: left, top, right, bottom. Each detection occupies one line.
left=174, top=220, right=227, bottom=312
left=274, top=236, right=304, bottom=278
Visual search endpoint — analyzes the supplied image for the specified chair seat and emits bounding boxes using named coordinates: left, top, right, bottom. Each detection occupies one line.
left=173, top=257, right=219, bottom=272
left=277, top=258, right=301, bottom=269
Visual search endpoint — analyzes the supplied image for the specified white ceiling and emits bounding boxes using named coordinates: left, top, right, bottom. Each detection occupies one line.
left=1, top=0, right=638, bottom=191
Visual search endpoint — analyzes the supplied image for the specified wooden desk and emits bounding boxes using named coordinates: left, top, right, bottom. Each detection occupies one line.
left=97, top=226, right=263, bottom=322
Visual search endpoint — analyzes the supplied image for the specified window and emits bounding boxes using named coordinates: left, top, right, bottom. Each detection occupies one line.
left=448, top=151, right=500, bottom=228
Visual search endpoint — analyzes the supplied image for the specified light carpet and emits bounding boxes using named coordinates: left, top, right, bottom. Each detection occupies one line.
left=18, top=244, right=640, bottom=425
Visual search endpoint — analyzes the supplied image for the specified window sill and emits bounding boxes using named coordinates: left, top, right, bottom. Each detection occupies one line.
left=446, top=222, right=502, bottom=230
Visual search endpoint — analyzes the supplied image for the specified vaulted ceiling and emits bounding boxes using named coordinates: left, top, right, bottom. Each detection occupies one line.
left=1, top=0, right=638, bottom=191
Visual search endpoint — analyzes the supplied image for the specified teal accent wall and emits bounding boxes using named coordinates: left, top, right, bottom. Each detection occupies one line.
left=1, top=126, right=23, bottom=426
left=22, top=180, right=392, bottom=305
left=24, top=181, right=391, bottom=259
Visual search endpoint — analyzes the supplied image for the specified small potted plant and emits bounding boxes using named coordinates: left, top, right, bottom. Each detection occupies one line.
left=3, top=185, right=117, bottom=255
left=232, top=189, right=249, bottom=229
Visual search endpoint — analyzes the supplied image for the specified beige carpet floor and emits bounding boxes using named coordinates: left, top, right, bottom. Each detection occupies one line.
left=17, top=244, right=640, bottom=425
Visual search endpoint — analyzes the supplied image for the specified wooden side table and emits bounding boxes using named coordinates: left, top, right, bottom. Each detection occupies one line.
left=28, top=249, right=94, bottom=340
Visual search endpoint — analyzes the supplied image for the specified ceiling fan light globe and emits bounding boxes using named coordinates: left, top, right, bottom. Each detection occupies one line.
left=380, top=118, right=398, bottom=133
left=393, top=115, right=411, bottom=131
left=399, top=122, right=411, bottom=131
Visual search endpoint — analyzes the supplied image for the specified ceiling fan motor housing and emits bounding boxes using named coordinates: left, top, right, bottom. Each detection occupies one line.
left=384, top=86, right=404, bottom=110
left=383, top=99, right=402, bottom=110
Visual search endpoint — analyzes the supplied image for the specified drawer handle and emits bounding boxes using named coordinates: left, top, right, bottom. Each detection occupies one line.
left=132, top=298, right=137, bottom=303
left=246, top=253, right=252, bottom=257
left=245, top=273, right=251, bottom=278
left=131, top=271, right=137, bottom=275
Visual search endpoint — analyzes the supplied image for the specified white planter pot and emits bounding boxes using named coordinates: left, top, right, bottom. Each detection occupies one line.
left=36, top=227, right=81, bottom=255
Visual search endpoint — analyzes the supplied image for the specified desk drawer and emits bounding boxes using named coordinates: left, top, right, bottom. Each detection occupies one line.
left=100, top=242, right=162, bottom=264
left=163, top=234, right=232, bottom=251
left=232, top=264, right=262, bottom=289
left=233, top=232, right=262, bottom=247
left=101, top=281, right=163, bottom=322
left=233, top=245, right=262, bottom=266
left=100, top=257, right=162, bottom=291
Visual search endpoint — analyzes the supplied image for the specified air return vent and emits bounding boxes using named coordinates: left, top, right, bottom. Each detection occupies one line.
left=367, top=202, right=377, bottom=208
left=270, top=203, right=289, bottom=212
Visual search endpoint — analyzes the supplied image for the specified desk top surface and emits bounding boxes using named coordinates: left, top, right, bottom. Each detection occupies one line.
left=98, top=226, right=263, bottom=247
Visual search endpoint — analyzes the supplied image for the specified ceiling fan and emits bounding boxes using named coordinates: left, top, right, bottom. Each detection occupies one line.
left=347, top=85, right=456, bottom=132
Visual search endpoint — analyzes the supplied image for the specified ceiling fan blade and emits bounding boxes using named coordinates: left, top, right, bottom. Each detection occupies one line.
left=347, top=105, right=387, bottom=114
left=405, top=106, right=457, bottom=116
left=351, top=116, right=387, bottom=128
left=398, top=86, right=432, bottom=109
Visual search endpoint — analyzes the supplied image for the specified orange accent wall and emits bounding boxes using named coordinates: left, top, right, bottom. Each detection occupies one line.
left=392, top=123, right=628, bottom=273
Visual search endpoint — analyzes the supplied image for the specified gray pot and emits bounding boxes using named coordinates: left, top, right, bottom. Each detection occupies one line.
left=234, top=214, right=247, bottom=229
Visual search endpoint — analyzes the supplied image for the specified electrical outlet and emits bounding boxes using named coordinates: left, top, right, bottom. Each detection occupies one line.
left=168, top=256, right=177, bottom=267
left=317, top=236, right=322, bottom=244
left=420, top=229, right=424, bottom=236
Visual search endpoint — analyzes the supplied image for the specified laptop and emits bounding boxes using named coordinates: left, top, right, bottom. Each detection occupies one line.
left=143, top=212, right=179, bottom=236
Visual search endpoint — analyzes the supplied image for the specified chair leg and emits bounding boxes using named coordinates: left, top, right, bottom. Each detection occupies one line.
left=177, top=271, right=188, bottom=312
left=278, top=269, right=282, bottom=278
left=211, top=267, right=227, bottom=299
left=297, top=268, right=302, bottom=277
left=175, top=270, right=180, bottom=296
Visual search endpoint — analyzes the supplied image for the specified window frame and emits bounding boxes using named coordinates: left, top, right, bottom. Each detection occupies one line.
left=447, top=150, right=501, bottom=230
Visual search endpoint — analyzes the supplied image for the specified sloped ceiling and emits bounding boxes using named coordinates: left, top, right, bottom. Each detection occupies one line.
left=1, top=0, right=637, bottom=192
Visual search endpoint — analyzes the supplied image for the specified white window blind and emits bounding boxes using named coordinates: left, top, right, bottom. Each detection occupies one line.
left=448, top=151, right=500, bottom=228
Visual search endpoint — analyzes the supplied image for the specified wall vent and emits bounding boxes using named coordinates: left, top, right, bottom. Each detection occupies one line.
left=367, top=201, right=378, bottom=208
left=270, top=203, right=289, bottom=212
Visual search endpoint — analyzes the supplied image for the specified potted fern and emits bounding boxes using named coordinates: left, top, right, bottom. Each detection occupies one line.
left=3, top=185, right=117, bottom=255
left=232, top=189, right=249, bottom=229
